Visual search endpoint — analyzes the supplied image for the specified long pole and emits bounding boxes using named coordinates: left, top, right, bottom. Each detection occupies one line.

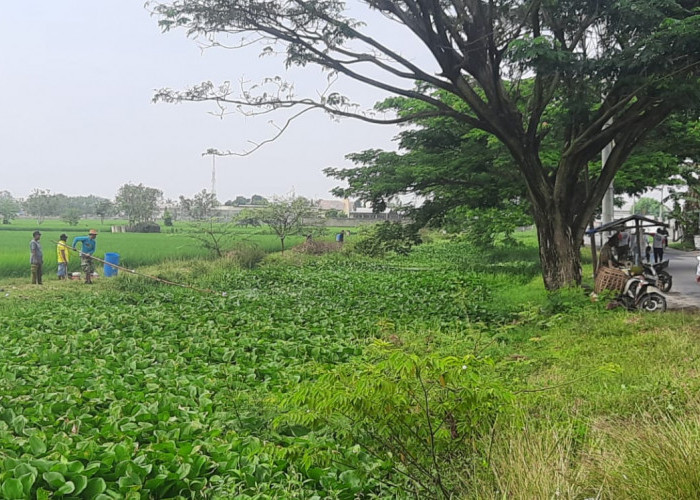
left=56, top=242, right=224, bottom=295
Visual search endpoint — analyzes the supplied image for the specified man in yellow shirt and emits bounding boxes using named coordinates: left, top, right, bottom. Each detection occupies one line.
left=57, top=233, right=70, bottom=280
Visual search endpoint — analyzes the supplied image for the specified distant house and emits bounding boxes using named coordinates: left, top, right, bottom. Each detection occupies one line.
left=317, top=199, right=346, bottom=212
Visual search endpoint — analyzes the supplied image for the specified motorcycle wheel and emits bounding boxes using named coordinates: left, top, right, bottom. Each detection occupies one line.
left=656, top=271, right=672, bottom=292
left=638, top=293, right=667, bottom=313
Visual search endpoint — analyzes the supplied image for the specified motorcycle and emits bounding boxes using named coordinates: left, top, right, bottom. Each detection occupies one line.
left=617, top=272, right=667, bottom=312
left=642, top=260, right=672, bottom=293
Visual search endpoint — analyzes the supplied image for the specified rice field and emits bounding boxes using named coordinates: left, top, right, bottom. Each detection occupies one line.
left=0, top=219, right=307, bottom=278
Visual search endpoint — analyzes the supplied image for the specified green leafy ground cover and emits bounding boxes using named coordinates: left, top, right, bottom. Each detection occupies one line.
left=0, top=236, right=699, bottom=498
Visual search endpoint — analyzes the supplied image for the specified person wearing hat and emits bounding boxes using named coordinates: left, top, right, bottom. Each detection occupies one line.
left=56, top=233, right=70, bottom=280
left=73, top=229, right=98, bottom=284
left=30, top=230, right=43, bottom=285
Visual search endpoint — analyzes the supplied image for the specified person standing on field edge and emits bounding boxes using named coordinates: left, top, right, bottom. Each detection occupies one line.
left=73, top=229, right=98, bottom=284
left=696, top=256, right=700, bottom=285
left=57, top=233, right=70, bottom=280
left=30, top=230, right=43, bottom=285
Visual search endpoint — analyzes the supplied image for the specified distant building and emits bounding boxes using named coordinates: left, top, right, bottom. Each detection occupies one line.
left=317, top=199, right=346, bottom=212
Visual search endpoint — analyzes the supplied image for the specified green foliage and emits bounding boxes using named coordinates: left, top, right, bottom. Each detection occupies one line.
left=668, top=160, right=700, bottom=247
left=162, top=210, right=173, bottom=227
left=230, top=242, right=266, bottom=269
left=323, top=208, right=347, bottom=218
left=0, top=192, right=19, bottom=225
left=23, top=191, right=113, bottom=224
left=326, top=95, right=529, bottom=227
left=0, top=225, right=293, bottom=278
left=154, top=0, right=700, bottom=290
left=353, top=222, right=422, bottom=257
left=94, top=199, right=115, bottom=224
left=443, top=205, right=531, bottom=248
left=279, top=344, right=510, bottom=497
left=254, top=196, right=319, bottom=252
left=130, top=221, right=161, bottom=233
left=234, top=208, right=261, bottom=227
left=632, top=196, right=664, bottom=216
left=179, top=189, right=219, bottom=220
left=115, top=183, right=163, bottom=225
left=2, top=231, right=700, bottom=497
left=184, top=218, right=234, bottom=258
left=60, top=208, right=82, bottom=226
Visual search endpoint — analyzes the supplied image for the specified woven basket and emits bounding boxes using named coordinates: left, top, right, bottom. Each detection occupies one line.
left=595, top=267, right=627, bottom=294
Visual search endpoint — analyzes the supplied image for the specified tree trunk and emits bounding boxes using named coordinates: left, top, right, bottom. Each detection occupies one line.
left=533, top=209, right=583, bottom=291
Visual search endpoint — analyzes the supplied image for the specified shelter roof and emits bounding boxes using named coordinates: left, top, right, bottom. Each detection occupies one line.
left=585, top=215, right=669, bottom=235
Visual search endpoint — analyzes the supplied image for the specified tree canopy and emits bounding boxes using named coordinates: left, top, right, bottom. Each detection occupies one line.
left=325, top=92, right=530, bottom=228
left=0, top=191, right=19, bottom=225
left=152, top=0, right=700, bottom=289
left=254, top=196, right=317, bottom=252
left=115, top=183, right=163, bottom=225
left=179, top=189, right=219, bottom=220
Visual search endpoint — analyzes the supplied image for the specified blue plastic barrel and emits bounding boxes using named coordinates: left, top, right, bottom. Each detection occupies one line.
left=104, top=252, right=120, bottom=277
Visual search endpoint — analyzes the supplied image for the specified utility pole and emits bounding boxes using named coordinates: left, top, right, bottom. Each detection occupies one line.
left=202, top=148, right=221, bottom=197
left=601, top=139, right=615, bottom=246
left=601, top=143, right=614, bottom=226
left=211, top=155, right=216, bottom=197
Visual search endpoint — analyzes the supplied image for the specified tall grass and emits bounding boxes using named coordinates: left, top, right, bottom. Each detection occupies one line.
left=582, top=407, right=700, bottom=499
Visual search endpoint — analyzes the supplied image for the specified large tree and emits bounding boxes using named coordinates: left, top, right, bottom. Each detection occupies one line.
left=0, top=191, right=19, bottom=225
left=327, top=96, right=700, bottom=232
left=254, top=196, right=317, bottom=252
left=23, top=189, right=55, bottom=224
left=325, top=93, right=530, bottom=228
left=115, top=183, right=163, bottom=225
left=152, top=0, right=700, bottom=289
left=179, top=189, right=220, bottom=220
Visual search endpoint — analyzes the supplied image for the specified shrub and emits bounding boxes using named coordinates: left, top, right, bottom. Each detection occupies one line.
left=129, top=222, right=161, bottom=233
left=163, top=210, right=173, bottom=226
left=353, top=222, right=422, bottom=258
left=443, top=205, right=531, bottom=248
left=230, top=242, right=266, bottom=269
left=278, top=342, right=510, bottom=498
left=294, top=240, right=340, bottom=255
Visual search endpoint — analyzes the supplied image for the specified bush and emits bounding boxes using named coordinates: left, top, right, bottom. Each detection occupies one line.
left=353, top=222, right=422, bottom=258
left=230, top=242, right=266, bottom=269
left=443, top=205, right=531, bottom=248
left=129, top=222, right=161, bottom=233
left=278, top=343, right=510, bottom=497
left=61, top=209, right=81, bottom=226
left=294, top=240, right=340, bottom=255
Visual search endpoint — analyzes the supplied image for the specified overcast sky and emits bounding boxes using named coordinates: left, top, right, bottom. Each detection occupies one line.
left=0, top=1, right=412, bottom=202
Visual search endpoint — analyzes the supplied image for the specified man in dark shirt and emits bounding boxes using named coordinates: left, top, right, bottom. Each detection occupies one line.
left=30, top=230, right=43, bottom=285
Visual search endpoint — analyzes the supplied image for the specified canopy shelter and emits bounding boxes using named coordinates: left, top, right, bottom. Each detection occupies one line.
left=586, top=215, right=669, bottom=272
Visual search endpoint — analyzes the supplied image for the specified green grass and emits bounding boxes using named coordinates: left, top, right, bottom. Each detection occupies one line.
left=0, top=232, right=698, bottom=498
left=0, top=220, right=313, bottom=278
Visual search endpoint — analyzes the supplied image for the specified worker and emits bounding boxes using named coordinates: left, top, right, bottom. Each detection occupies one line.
left=73, top=229, right=98, bottom=284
